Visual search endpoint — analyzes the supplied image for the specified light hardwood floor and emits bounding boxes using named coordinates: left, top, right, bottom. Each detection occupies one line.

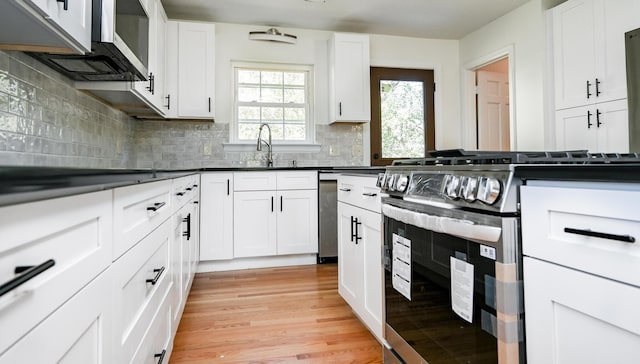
left=170, top=264, right=383, bottom=364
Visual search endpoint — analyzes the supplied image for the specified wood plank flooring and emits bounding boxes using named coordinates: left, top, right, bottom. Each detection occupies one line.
left=170, top=264, right=383, bottom=364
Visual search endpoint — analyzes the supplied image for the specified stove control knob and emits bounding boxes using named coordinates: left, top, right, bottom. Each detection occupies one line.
left=478, top=177, right=501, bottom=205
left=461, top=176, right=479, bottom=202
left=395, top=174, right=409, bottom=192
left=444, top=174, right=461, bottom=199
left=387, top=174, right=397, bottom=191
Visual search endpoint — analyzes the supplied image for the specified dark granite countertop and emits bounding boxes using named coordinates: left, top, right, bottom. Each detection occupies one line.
left=0, top=166, right=384, bottom=207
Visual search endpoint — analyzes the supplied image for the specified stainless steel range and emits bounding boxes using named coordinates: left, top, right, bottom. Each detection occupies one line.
left=379, top=150, right=640, bottom=364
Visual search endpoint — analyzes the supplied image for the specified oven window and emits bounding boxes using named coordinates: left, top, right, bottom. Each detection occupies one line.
left=116, top=0, right=150, bottom=68
left=384, top=216, right=498, bottom=363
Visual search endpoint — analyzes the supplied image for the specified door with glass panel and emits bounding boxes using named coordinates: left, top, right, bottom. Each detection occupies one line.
left=370, top=67, right=435, bottom=166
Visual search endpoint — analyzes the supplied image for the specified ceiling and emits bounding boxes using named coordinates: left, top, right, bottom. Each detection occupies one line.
left=160, top=0, right=532, bottom=40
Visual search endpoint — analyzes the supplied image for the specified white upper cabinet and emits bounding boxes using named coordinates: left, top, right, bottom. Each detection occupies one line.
left=329, top=33, right=371, bottom=123
left=553, top=0, right=640, bottom=110
left=0, top=0, right=91, bottom=54
left=166, top=21, right=216, bottom=119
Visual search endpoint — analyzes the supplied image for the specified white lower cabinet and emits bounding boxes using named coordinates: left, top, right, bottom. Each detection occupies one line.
left=337, top=174, right=383, bottom=342
left=200, top=173, right=234, bottom=260
left=234, top=191, right=278, bottom=257
left=0, top=267, right=113, bottom=363
left=130, top=287, right=173, bottom=364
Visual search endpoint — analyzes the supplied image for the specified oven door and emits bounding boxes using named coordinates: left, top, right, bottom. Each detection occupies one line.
left=382, top=199, right=523, bottom=364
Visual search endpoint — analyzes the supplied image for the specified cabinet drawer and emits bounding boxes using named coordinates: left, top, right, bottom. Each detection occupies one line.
left=112, top=220, right=171, bottom=363
left=113, top=179, right=172, bottom=260
left=337, top=175, right=381, bottom=213
left=130, top=288, right=172, bottom=364
left=234, top=172, right=277, bottom=191
left=277, top=171, right=318, bottom=190
left=0, top=190, right=112, bottom=354
left=521, top=184, right=640, bottom=287
left=172, top=174, right=200, bottom=213
left=0, top=267, right=113, bottom=363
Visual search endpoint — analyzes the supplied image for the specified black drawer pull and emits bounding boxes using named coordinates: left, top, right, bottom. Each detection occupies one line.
left=186, top=187, right=192, bottom=191
left=0, top=259, right=55, bottom=298
left=154, top=349, right=167, bottom=364
left=362, top=192, right=377, bottom=197
left=354, top=218, right=362, bottom=244
left=56, top=0, right=68, bottom=10
left=193, top=184, right=198, bottom=188
left=183, top=213, right=191, bottom=240
left=146, top=267, right=165, bottom=285
left=564, top=227, right=635, bottom=243
left=350, top=216, right=355, bottom=242
left=176, top=192, right=186, bottom=196
left=147, top=202, right=166, bottom=212
left=339, top=188, right=351, bottom=192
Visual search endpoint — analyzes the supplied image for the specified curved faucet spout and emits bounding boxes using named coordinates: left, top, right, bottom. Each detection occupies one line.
left=257, top=123, right=273, bottom=167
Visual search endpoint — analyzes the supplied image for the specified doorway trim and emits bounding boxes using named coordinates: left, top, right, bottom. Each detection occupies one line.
left=461, top=44, right=516, bottom=150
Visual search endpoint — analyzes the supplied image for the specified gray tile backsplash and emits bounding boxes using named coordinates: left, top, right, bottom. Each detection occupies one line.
left=0, top=50, right=365, bottom=170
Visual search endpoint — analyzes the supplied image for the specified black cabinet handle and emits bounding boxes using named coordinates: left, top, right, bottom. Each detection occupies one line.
left=564, top=227, right=635, bottom=243
left=595, top=78, right=601, bottom=96
left=146, top=267, right=165, bottom=285
left=193, top=201, right=199, bottom=204
left=147, top=202, right=166, bottom=212
left=186, top=187, right=192, bottom=191
left=154, top=350, right=167, bottom=364
left=208, top=97, right=211, bottom=112
left=339, top=188, right=351, bottom=192
left=227, top=179, right=230, bottom=195
left=354, top=218, right=362, bottom=244
left=280, top=196, right=283, bottom=212
left=176, top=192, right=185, bottom=196
left=0, top=259, right=55, bottom=298
left=350, top=216, right=355, bottom=242
left=193, top=184, right=198, bottom=188
left=587, top=110, right=593, bottom=129
left=183, top=213, right=191, bottom=240
left=165, top=94, right=171, bottom=110
left=146, top=73, right=154, bottom=94
left=339, top=102, right=342, bottom=116
left=596, top=109, right=602, bottom=127
left=271, top=196, right=274, bottom=212
left=56, top=0, right=68, bottom=10
left=362, top=192, right=377, bottom=197
left=586, top=80, right=592, bottom=99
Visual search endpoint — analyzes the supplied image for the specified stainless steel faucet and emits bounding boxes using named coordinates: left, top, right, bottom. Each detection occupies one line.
left=256, top=123, right=273, bottom=167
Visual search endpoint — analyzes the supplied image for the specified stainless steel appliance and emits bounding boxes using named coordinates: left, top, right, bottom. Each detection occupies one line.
left=379, top=150, right=640, bottom=364
left=627, top=27, right=640, bottom=152
left=318, top=172, right=339, bottom=263
left=29, top=0, right=149, bottom=81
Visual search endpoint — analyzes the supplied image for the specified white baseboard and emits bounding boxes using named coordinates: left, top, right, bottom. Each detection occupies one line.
left=197, top=254, right=317, bottom=272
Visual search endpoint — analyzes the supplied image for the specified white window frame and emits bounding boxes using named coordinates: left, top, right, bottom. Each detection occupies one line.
left=229, top=61, right=316, bottom=146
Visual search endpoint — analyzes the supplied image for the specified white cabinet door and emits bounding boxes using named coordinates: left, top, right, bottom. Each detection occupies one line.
left=234, top=191, right=277, bottom=257
left=177, top=22, right=215, bottom=118
left=555, top=105, right=598, bottom=151
left=329, top=33, right=370, bottom=123
left=25, top=0, right=91, bottom=52
left=277, top=189, right=318, bottom=255
left=0, top=269, right=113, bottom=364
left=552, top=0, right=597, bottom=110
left=359, top=207, right=383, bottom=341
left=524, top=257, right=640, bottom=364
left=200, top=173, right=234, bottom=260
left=596, top=99, right=629, bottom=152
left=337, top=202, right=363, bottom=308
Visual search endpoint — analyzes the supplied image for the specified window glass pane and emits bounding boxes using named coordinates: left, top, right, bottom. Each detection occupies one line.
left=238, top=70, right=260, bottom=84
left=238, top=87, right=260, bottom=102
left=380, top=80, right=425, bottom=158
left=238, top=123, right=261, bottom=140
left=261, top=87, right=283, bottom=103
left=284, top=124, right=306, bottom=140
left=284, top=88, right=305, bottom=103
left=261, top=107, right=283, bottom=123
left=284, top=72, right=305, bottom=86
left=262, top=71, right=283, bottom=86
left=238, top=106, right=260, bottom=122
left=284, top=107, right=305, bottom=122
left=269, top=124, right=284, bottom=140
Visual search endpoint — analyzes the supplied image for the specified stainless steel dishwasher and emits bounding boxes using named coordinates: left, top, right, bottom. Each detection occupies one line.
left=318, top=172, right=339, bottom=263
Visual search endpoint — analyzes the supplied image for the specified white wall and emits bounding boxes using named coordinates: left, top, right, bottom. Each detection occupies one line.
left=213, top=23, right=461, bottom=162
left=459, top=0, right=547, bottom=150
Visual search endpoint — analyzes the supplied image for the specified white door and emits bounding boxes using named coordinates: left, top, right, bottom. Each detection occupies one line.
left=233, top=191, right=277, bottom=257
left=360, top=208, right=383, bottom=341
left=178, top=22, right=215, bottom=118
left=200, top=173, right=234, bottom=260
left=477, top=70, right=510, bottom=150
left=596, top=99, right=629, bottom=153
left=277, top=189, right=318, bottom=255
left=524, top=257, right=640, bottom=364
left=337, top=202, right=363, bottom=308
left=333, top=33, right=370, bottom=121
left=555, top=105, right=598, bottom=151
